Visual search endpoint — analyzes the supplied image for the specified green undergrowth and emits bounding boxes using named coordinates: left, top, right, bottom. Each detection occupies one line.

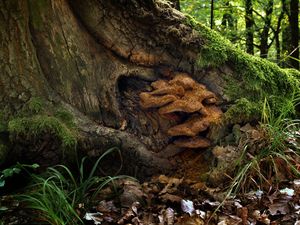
left=185, top=15, right=300, bottom=123
left=211, top=98, right=300, bottom=216
left=20, top=147, right=129, bottom=225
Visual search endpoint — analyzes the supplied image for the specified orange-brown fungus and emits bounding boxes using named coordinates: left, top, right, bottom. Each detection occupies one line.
left=139, top=73, right=222, bottom=149
left=174, top=137, right=211, bottom=149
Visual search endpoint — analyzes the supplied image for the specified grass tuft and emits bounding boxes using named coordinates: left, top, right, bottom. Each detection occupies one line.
left=20, top=147, right=130, bottom=225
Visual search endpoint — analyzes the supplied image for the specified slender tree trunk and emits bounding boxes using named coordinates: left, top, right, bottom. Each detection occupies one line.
left=282, top=0, right=299, bottom=68
left=210, top=0, right=214, bottom=29
left=260, top=0, right=274, bottom=58
left=289, top=0, right=299, bottom=69
left=275, top=33, right=281, bottom=63
left=245, top=0, right=254, bottom=54
left=273, top=1, right=285, bottom=64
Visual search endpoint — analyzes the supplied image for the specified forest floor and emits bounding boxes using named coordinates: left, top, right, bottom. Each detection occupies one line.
left=1, top=175, right=300, bottom=225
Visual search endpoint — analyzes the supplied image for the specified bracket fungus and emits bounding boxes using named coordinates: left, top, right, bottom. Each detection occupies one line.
left=139, top=73, right=222, bottom=149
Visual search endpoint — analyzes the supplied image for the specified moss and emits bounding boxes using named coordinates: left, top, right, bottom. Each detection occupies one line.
left=185, top=15, right=230, bottom=67
left=54, top=109, right=75, bottom=128
left=8, top=115, right=77, bottom=149
left=25, top=97, right=45, bottom=114
left=3, top=95, right=78, bottom=155
left=0, top=98, right=78, bottom=165
left=184, top=15, right=300, bottom=123
left=224, top=98, right=262, bottom=123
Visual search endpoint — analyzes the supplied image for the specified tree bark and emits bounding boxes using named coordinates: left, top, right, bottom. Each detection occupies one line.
left=289, top=0, right=299, bottom=69
left=210, top=0, right=214, bottom=29
left=245, top=0, right=254, bottom=54
left=0, top=0, right=205, bottom=178
left=259, top=0, right=273, bottom=58
left=0, top=0, right=298, bottom=181
left=282, top=0, right=299, bottom=68
left=170, top=0, right=180, bottom=11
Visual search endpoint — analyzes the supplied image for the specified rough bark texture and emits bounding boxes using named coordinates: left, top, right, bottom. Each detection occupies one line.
left=0, top=0, right=299, bottom=181
left=259, top=0, right=273, bottom=58
left=245, top=0, right=254, bottom=54
left=289, top=0, right=299, bottom=69
left=0, top=0, right=207, bottom=178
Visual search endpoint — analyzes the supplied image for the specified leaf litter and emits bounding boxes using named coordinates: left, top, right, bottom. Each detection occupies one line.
left=2, top=176, right=300, bottom=224
left=81, top=176, right=300, bottom=225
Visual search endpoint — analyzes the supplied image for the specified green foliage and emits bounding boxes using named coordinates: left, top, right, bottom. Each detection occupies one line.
left=228, top=97, right=300, bottom=195
left=181, top=0, right=295, bottom=65
left=8, top=115, right=77, bottom=149
left=20, top=148, right=130, bottom=225
left=0, top=163, right=39, bottom=188
left=22, top=174, right=82, bottom=225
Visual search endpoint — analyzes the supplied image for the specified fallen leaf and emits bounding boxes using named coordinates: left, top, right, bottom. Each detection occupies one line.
left=181, top=199, right=195, bottom=215
left=84, top=212, right=103, bottom=225
left=268, top=200, right=290, bottom=216
left=160, top=193, right=182, bottom=203
left=280, top=188, right=295, bottom=196
left=176, top=214, right=205, bottom=225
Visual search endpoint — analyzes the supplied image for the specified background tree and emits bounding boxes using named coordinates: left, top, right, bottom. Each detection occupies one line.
left=180, top=0, right=299, bottom=68
left=282, top=0, right=299, bottom=69
left=245, top=0, right=254, bottom=54
left=258, top=0, right=274, bottom=58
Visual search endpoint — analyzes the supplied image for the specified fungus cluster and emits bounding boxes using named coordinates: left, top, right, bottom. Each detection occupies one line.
left=139, top=73, right=222, bottom=149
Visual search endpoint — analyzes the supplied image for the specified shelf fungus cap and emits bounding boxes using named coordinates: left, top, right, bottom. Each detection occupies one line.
left=205, top=105, right=223, bottom=123
left=169, top=73, right=196, bottom=90
left=167, top=116, right=210, bottom=137
left=151, top=80, right=169, bottom=89
left=174, top=137, right=211, bottom=148
left=159, top=100, right=204, bottom=114
left=150, top=85, right=185, bottom=97
left=139, top=93, right=177, bottom=109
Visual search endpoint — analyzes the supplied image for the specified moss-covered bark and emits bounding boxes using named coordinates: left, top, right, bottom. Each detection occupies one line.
left=185, top=16, right=300, bottom=123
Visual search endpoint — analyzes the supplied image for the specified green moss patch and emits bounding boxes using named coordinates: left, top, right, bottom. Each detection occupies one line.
left=224, top=98, right=262, bottom=123
left=185, top=15, right=300, bottom=123
left=8, top=115, right=77, bottom=149
left=6, top=97, right=78, bottom=153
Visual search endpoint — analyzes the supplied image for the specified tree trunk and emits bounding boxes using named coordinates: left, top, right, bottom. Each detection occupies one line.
left=289, top=0, right=299, bottom=69
left=282, top=0, right=299, bottom=68
left=260, top=0, right=273, bottom=58
left=274, top=4, right=285, bottom=64
left=210, top=0, right=214, bottom=29
left=245, top=0, right=254, bottom=54
left=0, top=0, right=299, bottom=181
